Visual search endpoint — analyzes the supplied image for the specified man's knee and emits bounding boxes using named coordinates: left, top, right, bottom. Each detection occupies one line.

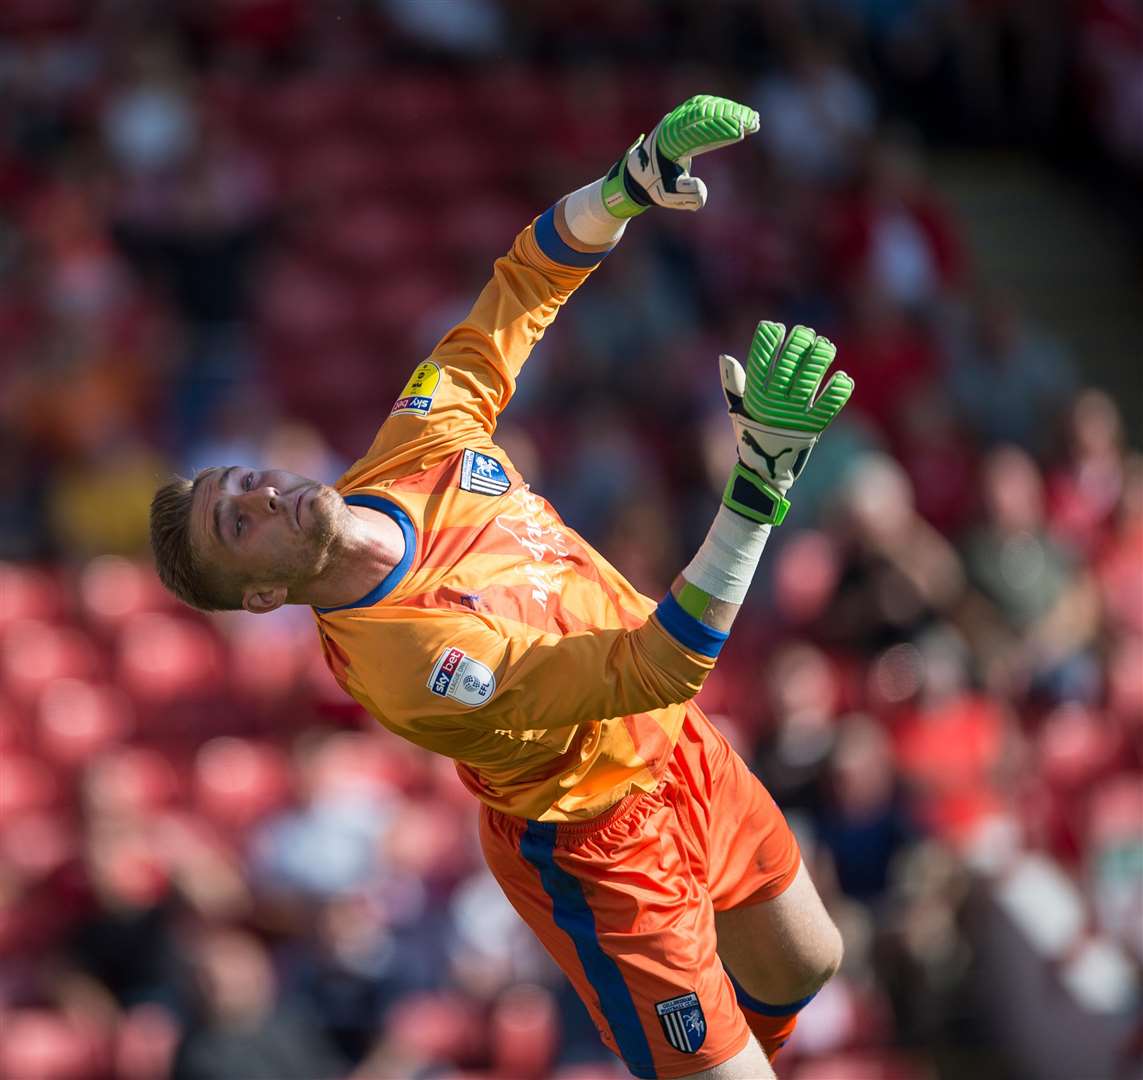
left=814, top=917, right=844, bottom=988
left=719, top=908, right=843, bottom=1005
left=775, top=915, right=842, bottom=1001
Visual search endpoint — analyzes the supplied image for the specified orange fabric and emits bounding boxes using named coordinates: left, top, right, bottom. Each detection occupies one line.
left=480, top=705, right=801, bottom=1078
left=313, top=221, right=716, bottom=822
left=738, top=1009, right=798, bottom=1061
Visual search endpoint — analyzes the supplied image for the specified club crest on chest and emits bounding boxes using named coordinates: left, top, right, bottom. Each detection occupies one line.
left=460, top=449, right=511, bottom=496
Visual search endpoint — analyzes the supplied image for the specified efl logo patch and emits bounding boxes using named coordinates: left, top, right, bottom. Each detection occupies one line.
left=655, top=992, right=706, bottom=1055
left=459, top=449, right=511, bottom=497
left=390, top=361, right=441, bottom=417
left=427, top=647, right=496, bottom=708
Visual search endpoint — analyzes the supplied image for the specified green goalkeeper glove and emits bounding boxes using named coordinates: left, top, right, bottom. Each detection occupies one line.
left=602, top=94, right=760, bottom=218
left=720, top=322, right=854, bottom=525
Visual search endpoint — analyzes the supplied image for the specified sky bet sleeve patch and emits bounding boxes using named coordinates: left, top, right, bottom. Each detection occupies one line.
left=427, top=646, right=497, bottom=707
left=390, top=361, right=441, bottom=417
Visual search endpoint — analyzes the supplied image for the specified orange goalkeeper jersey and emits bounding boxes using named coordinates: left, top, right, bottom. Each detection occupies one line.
left=313, top=215, right=719, bottom=823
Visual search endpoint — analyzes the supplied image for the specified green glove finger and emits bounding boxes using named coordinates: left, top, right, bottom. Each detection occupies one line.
left=744, top=320, right=784, bottom=396
left=756, top=324, right=814, bottom=404
left=656, top=94, right=760, bottom=162
left=789, top=335, right=837, bottom=404
left=808, top=370, right=855, bottom=425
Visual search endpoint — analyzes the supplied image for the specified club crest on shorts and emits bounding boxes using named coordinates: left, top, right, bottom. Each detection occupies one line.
left=655, top=992, right=706, bottom=1054
left=460, top=449, right=510, bottom=496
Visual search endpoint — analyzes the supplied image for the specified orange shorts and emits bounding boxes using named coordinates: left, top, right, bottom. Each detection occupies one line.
left=479, top=702, right=801, bottom=1079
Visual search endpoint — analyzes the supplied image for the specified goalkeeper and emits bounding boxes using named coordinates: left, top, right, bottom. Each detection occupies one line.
left=150, top=96, right=852, bottom=1080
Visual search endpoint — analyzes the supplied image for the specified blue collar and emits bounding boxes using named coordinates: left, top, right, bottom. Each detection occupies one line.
left=313, top=494, right=416, bottom=614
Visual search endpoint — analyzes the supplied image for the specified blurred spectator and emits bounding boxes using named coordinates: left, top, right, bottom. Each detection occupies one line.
left=960, top=445, right=1101, bottom=698
left=827, top=133, right=964, bottom=310
left=1047, top=388, right=1127, bottom=557
left=753, top=36, right=876, bottom=183
left=171, top=926, right=345, bottom=1080
left=817, top=714, right=916, bottom=903
left=944, top=291, right=1077, bottom=454
left=825, top=453, right=965, bottom=651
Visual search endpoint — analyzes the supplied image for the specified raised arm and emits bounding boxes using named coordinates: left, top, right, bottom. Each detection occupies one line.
left=350, top=95, right=761, bottom=476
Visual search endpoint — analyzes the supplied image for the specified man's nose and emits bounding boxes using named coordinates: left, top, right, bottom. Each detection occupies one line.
left=241, top=485, right=281, bottom=514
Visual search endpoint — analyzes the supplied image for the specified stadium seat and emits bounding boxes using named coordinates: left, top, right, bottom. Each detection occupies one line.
left=226, top=624, right=305, bottom=705
left=489, top=983, right=559, bottom=1080
left=78, top=555, right=168, bottom=628
left=36, top=678, right=133, bottom=766
left=2, top=621, right=100, bottom=704
left=255, top=76, right=357, bottom=144
left=0, top=564, right=66, bottom=626
left=0, top=1009, right=108, bottom=1080
left=381, top=991, right=484, bottom=1067
left=0, top=809, right=75, bottom=881
left=113, top=1004, right=180, bottom=1080
left=193, top=736, right=293, bottom=831
left=0, top=751, right=62, bottom=816
left=116, top=613, right=223, bottom=704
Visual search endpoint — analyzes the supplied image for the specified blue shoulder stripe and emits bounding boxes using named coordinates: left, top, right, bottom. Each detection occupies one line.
left=654, top=592, right=728, bottom=658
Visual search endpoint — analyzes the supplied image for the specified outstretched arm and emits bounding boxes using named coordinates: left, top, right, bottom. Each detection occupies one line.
left=350, top=96, right=760, bottom=477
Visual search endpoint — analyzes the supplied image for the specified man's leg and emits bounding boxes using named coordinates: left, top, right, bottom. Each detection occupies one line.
left=715, top=860, right=843, bottom=1059
left=680, top=1033, right=775, bottom=1079
left=479, top=794, right=759, bottom=1079
left=677, top=705, right=842, bottom=1062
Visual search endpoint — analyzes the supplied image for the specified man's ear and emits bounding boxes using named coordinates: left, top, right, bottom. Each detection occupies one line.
left=242, top=584, right=287, bottom=615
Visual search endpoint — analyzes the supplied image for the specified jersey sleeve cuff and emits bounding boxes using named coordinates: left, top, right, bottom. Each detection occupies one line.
left=533, top=204, right=617, bottom=269
left=653, top=592, right=729, bottom=659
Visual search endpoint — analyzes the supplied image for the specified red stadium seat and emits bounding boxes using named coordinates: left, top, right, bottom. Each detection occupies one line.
left=1038, top=704, right=1121, bottom=794
left=490, top=983, right=559, bottom=1080
left=255, top=76, right=357, bottom=144
left=36, top=678, right=133, bottom=766
left=355, top=75, right=464, bottom=137
left=1086, top=774, right=1143, bottom=850
left=381, top=991, right=484, bottom=1066
left=226, top=622, right=305, bottom=705
left=116, top=613, right=223, bottom=704
left=83, top=747, right=181, bottom=818
left=0, top=751, right=61, bottom=816
left=193, top=736, right=293, bottom=831
left=2, top=621, right=100, bottom=705
left=309, top=730, right=404, bottom=799
left=258, top=257, right=359, bottom=345
left=114, top=1004, right=181, bottom=1080
left=0, top=1010, right=108, bottom=1080
left=78, top=556, right=169, bottom=629
left=317, top=200, right=422, bottom=271
left=278, top=136, right=391, bottom=203
left=791, top=1051, right=935, bottom=1080
left=0, top=565, right=66, bottom=626
left=0, top=809, right=76, bottom=881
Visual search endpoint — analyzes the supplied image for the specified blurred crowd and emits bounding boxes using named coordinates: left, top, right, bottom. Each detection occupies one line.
left=1, top=2, right=1140, bottom=1079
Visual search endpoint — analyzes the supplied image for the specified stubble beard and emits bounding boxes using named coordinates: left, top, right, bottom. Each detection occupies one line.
left=278, top=484, right=342, bottom=591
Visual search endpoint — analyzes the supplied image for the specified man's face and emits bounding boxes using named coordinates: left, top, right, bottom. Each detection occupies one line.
left=190, top=466, right=344, bottom=606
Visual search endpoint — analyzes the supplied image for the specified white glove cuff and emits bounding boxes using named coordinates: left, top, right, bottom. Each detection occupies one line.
left=682, top=502, right=772, bottom=605
left=564, top=178, right=629, bottom=246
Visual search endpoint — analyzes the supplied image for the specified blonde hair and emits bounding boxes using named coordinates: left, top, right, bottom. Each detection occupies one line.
left=149, top=473, right=241, bottom=612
